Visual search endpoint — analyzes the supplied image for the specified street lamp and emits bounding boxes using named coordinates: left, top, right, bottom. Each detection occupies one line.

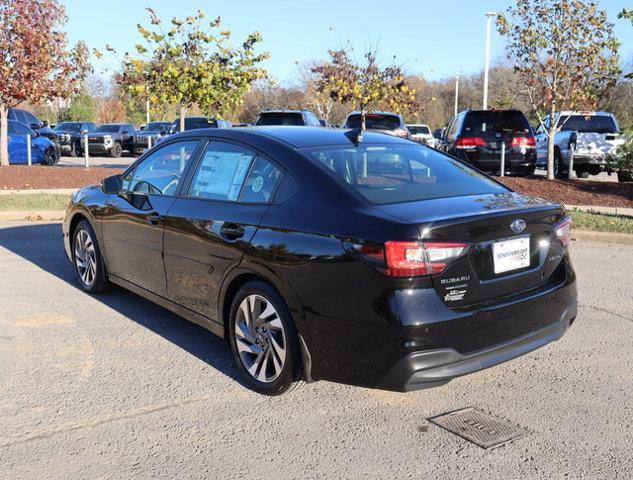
left=482, top=11, right=497, bottom=110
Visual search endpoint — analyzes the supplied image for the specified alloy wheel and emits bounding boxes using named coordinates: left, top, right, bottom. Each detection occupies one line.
left=234, top=294, right=287, bottom=383
left=74, top=229, right=97, bottom=286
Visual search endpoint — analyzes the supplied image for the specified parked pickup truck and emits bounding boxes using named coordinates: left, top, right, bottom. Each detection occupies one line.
left=535, top=111, right=624, bottom=178
left=87, top=123, right=136, bottom=157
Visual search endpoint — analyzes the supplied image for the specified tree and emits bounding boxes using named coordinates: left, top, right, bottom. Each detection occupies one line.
left=311, top=47, right=416, bottom=130
left=497, top=0, right=620, bottom=179
left=0, top=0, right=91, bottom=165
left=114, top=8, right=268, bottom=132
left=63, top=87, right=96, bottom=122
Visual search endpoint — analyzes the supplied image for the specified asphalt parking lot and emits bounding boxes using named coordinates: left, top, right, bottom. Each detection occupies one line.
left=58, top=155, right=136, bottom=169
left=1, top=221, right=632, bottom=479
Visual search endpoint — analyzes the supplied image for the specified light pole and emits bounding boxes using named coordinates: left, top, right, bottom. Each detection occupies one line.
left=146, top=100, right=150, bottom=125
left=482, top=11, right=497, bottom=110
left=454, top=74, right=460, bottom=116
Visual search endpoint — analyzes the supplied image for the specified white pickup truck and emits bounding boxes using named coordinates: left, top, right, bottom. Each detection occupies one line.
left=535, top=111, right=624, bottom=178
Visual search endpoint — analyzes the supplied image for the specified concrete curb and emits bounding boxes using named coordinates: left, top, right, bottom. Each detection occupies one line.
left=0, top=210, right=65, bottom=221
left=566, top=204, right=633, bottom=218
left=572, top=229, right=633, bottom=246
left=0, top=189, right=77, bottom=195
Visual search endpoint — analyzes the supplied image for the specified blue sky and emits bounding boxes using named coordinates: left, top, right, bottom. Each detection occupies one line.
left=62, top=0, right=633, bottom=83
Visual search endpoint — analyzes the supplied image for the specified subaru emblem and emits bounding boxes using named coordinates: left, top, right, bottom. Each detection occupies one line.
left=511, top=219, right=526, bottom=233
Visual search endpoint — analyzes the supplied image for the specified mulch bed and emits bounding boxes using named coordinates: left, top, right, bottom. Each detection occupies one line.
left=0, top=166, right=123, bottom=190
left=499, top=177, right=633, bottom=209
left=1, top=165, right=632, bottom=209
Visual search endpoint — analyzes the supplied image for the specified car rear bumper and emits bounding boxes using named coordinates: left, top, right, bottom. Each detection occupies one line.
left=457, top=150, right=536, bottom=174
left=88, top=144, right=110, bottom=153
left=299, top=258, right=577, bottom=391
left=377, top=308, right=575, bottom=391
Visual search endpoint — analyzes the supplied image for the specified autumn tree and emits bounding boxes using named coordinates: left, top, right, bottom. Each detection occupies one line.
left=497, top=0, right=620, bottom=179
left=311, top=48, right=416, bottom=130
left=0, top=0, right=91, bottom=165
left=114, top=8, right=268, bottom=132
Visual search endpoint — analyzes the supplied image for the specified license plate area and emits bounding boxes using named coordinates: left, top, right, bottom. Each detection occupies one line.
left=492, top=236, right=530, bottom=274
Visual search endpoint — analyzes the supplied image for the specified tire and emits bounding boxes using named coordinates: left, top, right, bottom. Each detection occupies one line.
left=110, top=142, right=122, bottom=158
left=618, top=171, right=633, bottom=183
left=72, top=220, right=110, bottom=293
left=554, top=150, right=567, bottom=179
left=575, top=168, right=590, bottom=179
left=228, top=280, right=302, bottom=395
left=41, top=147, right=59, bottom=166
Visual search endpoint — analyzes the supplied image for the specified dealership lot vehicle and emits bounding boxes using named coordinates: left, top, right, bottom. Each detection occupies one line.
left=0, top=224, right=629, bottom=479
left=88, top=123, right=136, bottom=157
left=132, top=121, right=172, bottom=155
left=8, top=107, right=60, bottom=151
left=53, top=122, right=97, bottom=157
left=535, top=111, right=624, bottom=179
left=255, top=109, right=322, bottom=126
left=437, top=109, right=537, bottom=176
left=156, top=117, right=231, bottom=145
left=344, top=111, right=410, bottom=138
left=408, top=124, right=435, bottom=147
left=6, top=120, right=59, bottom=165
left=63, top=127, right=576, bottom=395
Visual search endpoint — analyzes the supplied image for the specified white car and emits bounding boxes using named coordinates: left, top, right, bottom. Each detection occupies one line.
left=407, top=124, right=435, bottom=147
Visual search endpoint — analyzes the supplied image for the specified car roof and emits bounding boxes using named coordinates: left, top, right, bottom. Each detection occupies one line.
left=407, top=124, right=429, bottom=127
left=260, top=109, right=310, bottom=114
left=175, top=126, right=414, bottom=148
left=347, top=111, right=402, bottom=117
left=555, top=111, right=613, bottom=117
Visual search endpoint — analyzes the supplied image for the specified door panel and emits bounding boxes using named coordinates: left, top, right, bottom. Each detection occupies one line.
left=163, top=140, right=282, bottom=320
left=163, top=200, right=269, bottom=319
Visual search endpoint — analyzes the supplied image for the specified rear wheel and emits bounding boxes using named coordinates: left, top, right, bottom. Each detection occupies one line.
left=574, top=167, right=590, bottom=179
left=72, top=220, right=110, bottom=293
left=228, top=281, right=301, bottom=395
left=618, top=171, right=633, bottom=183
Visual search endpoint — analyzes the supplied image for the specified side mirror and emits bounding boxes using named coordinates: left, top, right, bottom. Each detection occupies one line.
left=101, top=174, right=123, bottom=195
left=42, top=120, right=49, bottom=127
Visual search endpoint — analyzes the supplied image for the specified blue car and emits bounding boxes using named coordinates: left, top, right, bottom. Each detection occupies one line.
left=7, top=120, right=59, bottom=165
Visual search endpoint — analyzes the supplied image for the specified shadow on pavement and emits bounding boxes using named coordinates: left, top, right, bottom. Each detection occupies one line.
left=0, top=221, right=243, bottom=386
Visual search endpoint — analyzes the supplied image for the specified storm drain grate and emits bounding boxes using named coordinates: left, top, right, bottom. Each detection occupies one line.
left=428, top=407, right=529, bottom=450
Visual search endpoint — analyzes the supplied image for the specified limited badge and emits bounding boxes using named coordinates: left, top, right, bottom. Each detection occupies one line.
left=252, top=176, right=264, bottom=193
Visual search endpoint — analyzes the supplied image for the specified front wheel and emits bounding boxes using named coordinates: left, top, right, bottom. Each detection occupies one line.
left=575, top=168, right=590, bottom=179
left=110, top=142, right=122, bottom=158
left=41, top=147, right=59, bottom=166
left=72, top=220, right=110, bottom=293
left=554, top=151, right=567, bottom=179
left=228, top=281, right=302, bottom=395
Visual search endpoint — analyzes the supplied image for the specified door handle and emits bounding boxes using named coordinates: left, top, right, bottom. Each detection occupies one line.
left=146, top=212, right=163, bottom=226
left=220, top=224, right=245, bottom=240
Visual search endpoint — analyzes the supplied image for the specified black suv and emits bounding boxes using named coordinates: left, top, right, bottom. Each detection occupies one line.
left=53, top=122, right=97, bottom=157
left=156, top=117, right=231, bottom=146
left=344, top=111, right=410, bottom=138
left=436, top=109, right=536, bottom=176
left=133, top=121, right=172, bottom=155
left=87, top=124, right=136, bottom=157
left=8, top=107, right=60, bottom=151
left=255, top=110, right=322, bottom=127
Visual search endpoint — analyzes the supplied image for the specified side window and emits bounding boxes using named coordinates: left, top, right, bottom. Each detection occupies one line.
left=122, top=140, right=199, bottom=196
left=188, top=141, right=255, bottom=201
left=7, top=122, right=16, bottom=135
left=24, top=111, right=39, bottom=126
left=239, top=156, right=283, bottom=203
left=13, top=109, right=28, bottom=125
left=13, top=122, right=32, bottom=136
left=447, top=116, right=459, bottom=140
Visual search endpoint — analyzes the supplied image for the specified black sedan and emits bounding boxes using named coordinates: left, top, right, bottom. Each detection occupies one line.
left=63, top=127, right=577, bottom=395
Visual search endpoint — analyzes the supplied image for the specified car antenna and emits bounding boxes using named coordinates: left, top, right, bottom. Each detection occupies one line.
left=345, top=127, right=363, bottom=146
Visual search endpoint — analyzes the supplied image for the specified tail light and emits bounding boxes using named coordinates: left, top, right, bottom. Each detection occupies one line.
left=511, top=136, right=536, bottom=148
left=555, top=217, right=572, bottom=247
left=384, top=241, right=469, bottom=277
left=455, top=137, right=486, bottom=149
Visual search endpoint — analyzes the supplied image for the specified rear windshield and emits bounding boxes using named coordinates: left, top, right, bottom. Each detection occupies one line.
left=95, top=125, right=121, bottom=133
left=304, top=144, right=507, bottom=205
left=462, top=111, right=531, bottom=135
left=345, top=114, right=401, bottom=131
left=256, top=112, right=304, bottom=126
left=168, top=118, right=218, bottom=134
left=54, top=123, right=81, bottom=132
left=408, top=126, right=430, bottom=135
left=558, top=115, right=618, bottom=134
left=145, top=122, right=170, bottom=131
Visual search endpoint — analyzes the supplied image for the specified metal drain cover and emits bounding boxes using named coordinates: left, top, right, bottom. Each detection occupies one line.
left=429, top=407, right=529, bottom=450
